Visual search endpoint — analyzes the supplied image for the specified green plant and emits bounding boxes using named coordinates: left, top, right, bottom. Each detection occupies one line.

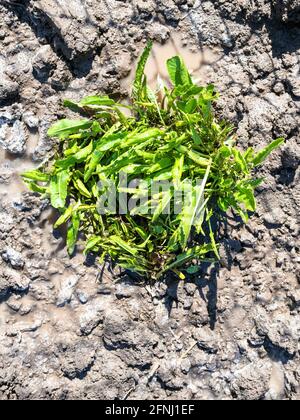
left=22, top=41, right=284, bottom=280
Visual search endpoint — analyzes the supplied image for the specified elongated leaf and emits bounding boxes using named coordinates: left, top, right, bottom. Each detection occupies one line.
left=148, top=158, right=173, bottom=174
left=172, top=155, right=184, bottom=189
left=252, top=138, right=285, bottom=166
left=218, top=197, right=230, bottom=212
left=64, top=142, right=80, bottom=157
left=186, top=266, right=200, bottom=274
left=132, top=41, right=153, bottom=101
left=24, top=181, right=47, bottom=194
left=54, top=204, right=74, bottom=228
left=208, top=216, right=220, bottom=259
left=79, top=96, right=115, bottom=107
left=47, top=119, right=92, bottom=139
left=247, top=178, right=264, bottom=188
left=84, top=150, right=102, bottom=182
left=184, top=98, right=197, bottom=114
left=169, top=161, right=211, bottom=250
left=50, top=170, right=70, bottom=209
left=244, top=147, right=254, bottom=162
left=167, top=56, right=192, bottom=87
left=63, top=100, right=82, bottom=113
left=120, top=128, right=162, bottom=149
left=84, top=236, right=102, bottom=255
left=162, top=244, right=214, bottom=273
left=56, top=141, right=94, bottom=170
left=191, top=128, right=201, bottom=146
left=234, top=205, right=249, bottom=223
left=146, top=86, right=164, bottom=124
left=233, top=148, right=248, bottom=173
left=151, top=168, right=173, bottom=182
left=97, top=132, right=128, bottom=152
left=184, top=162, right=211, bottom=246
left=22, top=170, right=49, bottom=182
left=74, top=141, right=94, bottom=161
left=177, top=145, right=210, bottom=167
left=67, top=212, right=80, bottom=255
left=152, top=189, right=173, bottom=222
left=74, top=179, right=91, bottom=198
left=109, top=236, right=138, bottom=256
left=194, top=196, right=209, bottom=234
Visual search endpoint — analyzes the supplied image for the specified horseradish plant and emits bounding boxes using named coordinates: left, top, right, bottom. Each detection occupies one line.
left=23, top=42, right=284, bottom=279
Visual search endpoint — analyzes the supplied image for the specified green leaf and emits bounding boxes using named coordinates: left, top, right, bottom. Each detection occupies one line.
left=244, top=147, right=254, bottom=162
left=146, top=86, right=164, bottom=124
left=73, top=141, right=94, bottom=161
left=84, top=150, right=102, bottom=182
left=22, top=170, right=49, bottom=182
left=148, top=157, right=173, bottom=174
left=208, top=216, right=220, bottom=259
left=234, top=187, right=256, bottom=212
left=63, top=100, right=82, bottom=113
left=79, top=96, right=115, bottom=107
left=132, top=41, right=153, bottom=101
left=162, top=244, right=214, bottom=273
left=167, top=56, right=192, bottom=87
left=184, top=98, right=197, bottom=114
left=252, top=138, right=285, bottom=166
left=74, top=179, right=91, bottom=198
left=54, top=208, right=72, bottom=229
left=84, top=236, right=102, bottom=255
left=194, top=196, right=209, bottom=235
left=24, top=181, right=47, bottom=194
left=186, top=266, right=200, bottom=274
left=177, top=145, right=210, bottom=167
left=218, top=197, right=230, bottom=212
left=169, top=161, right=211, bottom=250
left=152, top=189, right=173, bottom=222
left=56, top=142, right=94, bottom=170
left=217, top=146, right=232, bottom=159
left=121, top=128, right=162, bottom=149
left=191, top=128, right=201, bottom=146
left=235, top=206, right=249, bottom=223
left=172, top=155, right=184, bottom=189
left=67, top=212, right=80, bottom=255
left=54, top=204, right=74, bottom=228
left=109, top=236, right=138, bottom=256
left=247, top=178, right=264, bottom=188
left=233, top=148, right=248, bottom=173
left=47, top=119, right=92, bottom=139
left=96, top=132, right=128, bottom=152
left=50, top=170, right=70, bottom=209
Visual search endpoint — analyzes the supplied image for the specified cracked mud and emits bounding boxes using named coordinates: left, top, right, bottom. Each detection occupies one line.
left=0, top=0, right=299, bottom=400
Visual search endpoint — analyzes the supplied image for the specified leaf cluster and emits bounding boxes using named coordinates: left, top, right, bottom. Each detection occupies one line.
left=23, top=42, right=284, bottom=279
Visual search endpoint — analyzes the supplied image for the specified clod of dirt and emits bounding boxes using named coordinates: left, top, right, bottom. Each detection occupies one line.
left=56, top=275, right=78, bottom=308
left=0, top=79, right=19, bottom=106
left=281, top=139, right=300, bottom=169
left=0, top=110, right=27, bottom=155
left=78, top=298, right=106, bottom=336
left=23, top=112, right=39, bottom=129
left=231, top=361, right=273, bottom=400
left=32, top=0, right=100, bottom=61
left=2, top=247, right=24, bottom=269
left=32, top=45, right=57, bottom=83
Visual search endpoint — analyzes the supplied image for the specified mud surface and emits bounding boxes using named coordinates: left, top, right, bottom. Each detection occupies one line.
left=0, top=0, right=299, bottom=400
